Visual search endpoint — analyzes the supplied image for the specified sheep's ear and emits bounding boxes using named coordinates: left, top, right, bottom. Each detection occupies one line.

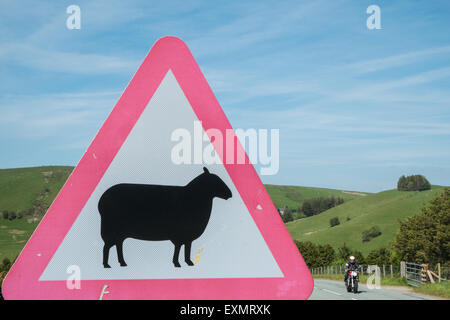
left=203, top=167, right=210, bottom=174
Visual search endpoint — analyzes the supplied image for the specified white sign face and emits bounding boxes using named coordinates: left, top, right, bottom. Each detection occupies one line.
left=40, top=70, right=283, bottom=281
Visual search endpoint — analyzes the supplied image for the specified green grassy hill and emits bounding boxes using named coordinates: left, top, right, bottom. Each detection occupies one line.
left=0, top=166, right=73, bottom=261
left=286, top=186, right=448, bottom=255
left=0, top=166, right=446, bottom=263
left=0, top=166, right=73, bottom=213
left=0, top=166, right=366, bottom=261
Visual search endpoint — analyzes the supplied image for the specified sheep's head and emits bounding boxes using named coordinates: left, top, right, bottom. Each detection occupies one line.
left=201, top=167, right=232, bottom=200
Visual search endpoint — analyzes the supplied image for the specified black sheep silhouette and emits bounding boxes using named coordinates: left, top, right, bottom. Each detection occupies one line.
left=98, top=167, right=232, bottom=268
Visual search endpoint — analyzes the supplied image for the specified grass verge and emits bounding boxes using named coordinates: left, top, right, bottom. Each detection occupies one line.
left=412, top=281, right=450, bottom=299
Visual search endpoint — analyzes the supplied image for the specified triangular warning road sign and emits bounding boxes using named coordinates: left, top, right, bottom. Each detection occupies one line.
left=2, top=37, right=313, bottom=300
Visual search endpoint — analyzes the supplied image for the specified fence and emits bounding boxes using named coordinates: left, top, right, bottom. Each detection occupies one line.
left=311, top=262, right=449, bottom=286
left=310, top=264, right=402, bottom=278
left=405, top=262, right=422, bottom=287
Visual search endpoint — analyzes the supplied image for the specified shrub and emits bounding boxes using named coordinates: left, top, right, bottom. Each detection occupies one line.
left=9, top=211, right=17, bottom=220
left=362, top=226, right=382, bottom=242
left=330, top=217, right=340, bottom=227
left=1, top=258, right=11, bottom=271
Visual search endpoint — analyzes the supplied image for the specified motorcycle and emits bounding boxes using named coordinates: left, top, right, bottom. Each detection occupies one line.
left=346, top=270, right=359, bottom=294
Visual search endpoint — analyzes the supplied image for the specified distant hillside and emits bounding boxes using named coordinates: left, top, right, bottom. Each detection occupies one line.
left=286, top=186, right=448, bottom=255
left=0, top=166, right=73, bottom=261
left=0, top=166, right=73, bottom=214
left=0, top=166, right=368, bottom=261
left=1, top=166, right=446, bottom=262
left=264, top=184, right=368, bottom=210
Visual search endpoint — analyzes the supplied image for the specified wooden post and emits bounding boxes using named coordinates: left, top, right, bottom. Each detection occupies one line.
left=383, top=265, right=386, bottom=278
left=390, top=264, right=393, bottom=278
left=438, top=263, right=441, bottom=283
left=400, top=261, right=406, bottom=278
left=421, top=264, right=428, bottom=284
left=427, top=270, right=435, bottom=284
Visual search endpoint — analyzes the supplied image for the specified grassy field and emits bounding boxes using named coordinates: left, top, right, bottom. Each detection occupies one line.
left=413, top=281, right=450, bottom=299
left=0, top=166, right=73, bottom=212
left=286, top=186, right=448, bottom=255
left=264, top=184, right=367, bottom=209
left=0, top=166, right=72, bottom=261
left=0, top=218, right=39, bottom=261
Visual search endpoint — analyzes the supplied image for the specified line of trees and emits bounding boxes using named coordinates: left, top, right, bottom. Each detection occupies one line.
left=295, top=241, right=399, bottom=268
left=397, top=175, right=431, bottom=191
left=300, top=196, right=344, bottom=217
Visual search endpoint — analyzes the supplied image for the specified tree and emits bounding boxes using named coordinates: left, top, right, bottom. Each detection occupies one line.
left=353, top=250, right=366, bottom=265
left=301, top=201, right=313, bottom=217
left=393, top=188, right=450, bottom=264
left=295, top=241, right=336, bottom=268
left=317, top=244, right=335, bottom=266
left=330, top=217, right=340, bottom=227
left=366, top=247, right=392, bottom=266
left=397, top=174, right=431, bottom=191
left=337, top=243, right=365, bottom=264
left=295, top=241, right=320, bottom=268
left=338, top=243, right=352, bottom=261
left=282, top=206, right=293, bottom=222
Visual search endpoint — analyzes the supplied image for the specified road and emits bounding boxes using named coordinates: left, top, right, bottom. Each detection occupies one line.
left=309, top=279, right=434, bottom=300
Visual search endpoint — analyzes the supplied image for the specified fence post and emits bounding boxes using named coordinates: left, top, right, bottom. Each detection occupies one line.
left=400, top=261, right=406, bottom=278
left=383, top=265, right=386, bottom=278
left=438, top=263, right=441, bottom=283
left=421, top=264, right=428, bottom=284
left=390, top=264, right=393, bottom=278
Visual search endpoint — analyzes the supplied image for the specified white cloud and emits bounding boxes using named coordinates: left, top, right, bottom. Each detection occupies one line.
left=0, top=43, right=140, bottom=74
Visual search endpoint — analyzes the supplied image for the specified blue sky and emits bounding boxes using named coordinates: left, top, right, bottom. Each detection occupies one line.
left=1, top=0, right=450, bottom=192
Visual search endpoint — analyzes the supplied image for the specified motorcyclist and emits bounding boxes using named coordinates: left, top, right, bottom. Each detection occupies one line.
left=344, top=256, right=359, bottom=284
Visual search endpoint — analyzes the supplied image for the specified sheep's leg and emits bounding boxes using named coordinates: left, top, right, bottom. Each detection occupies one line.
left=116, top=240, right=127, bottom=267
left=103, top=242, right=113, bottom=268
left=184, top=241, right=194, bottom=266
left=172, top=242, right=181, bottom=268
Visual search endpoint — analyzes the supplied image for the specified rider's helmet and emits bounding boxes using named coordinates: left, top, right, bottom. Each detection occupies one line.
left=349, top=256, right=355, bottom=263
